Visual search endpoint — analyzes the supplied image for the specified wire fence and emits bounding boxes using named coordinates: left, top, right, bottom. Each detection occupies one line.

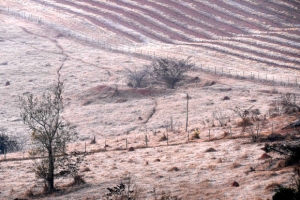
left=0, top=125, right=247, bottom=162
left=1, top=6, right=299, bottom=87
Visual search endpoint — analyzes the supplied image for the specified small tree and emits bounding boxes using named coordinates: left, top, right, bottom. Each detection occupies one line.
left=19, top=78, right=77, bottom=193
left=124, top=67, right=149, bottom=88
left=0, top=131, right=19, bottom=154
left=212, top=109, right=230, bottom=127
left=150, top=57, right=194, bottom=89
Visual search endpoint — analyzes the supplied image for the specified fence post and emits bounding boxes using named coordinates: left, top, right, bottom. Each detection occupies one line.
left=4, top=149, right=6, bottom=160
left=186, top=94, right=189, bottom=132
left=145, top=135, right=148, bottom=147
left=230, top=126, right=232, bottom=138
left=187, top=131, right=189, bottom=143
left=167, top=132, right=169, bottom=146
left=170, top=117, right=173, bottom=132
left=126, top=138, right=128, bottom=149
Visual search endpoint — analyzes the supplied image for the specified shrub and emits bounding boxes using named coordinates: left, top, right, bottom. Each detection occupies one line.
left=192, top=128, right=200, bottom=139
left=156, top=191, right=182, bottom=200
left=212, top=109, right=230, bottom=127
left=150, top=57, right=194, bottom=89
left=105, top=175, right=140, bottom=200
left=159, top=133, right=168, bottom=142
left=272, top=166, right=300, bottom=200
left=0, top=132, right=19, bottom=154
left=263, top=141, right=300, bottom=166
left=273, top=187, right=296, bottom=200
left=124, top=67, right=149, bottom=88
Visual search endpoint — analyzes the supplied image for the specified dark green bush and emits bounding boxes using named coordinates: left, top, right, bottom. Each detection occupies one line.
left=0, top=133, right=19, bottom=154
left=263, top=141, right=300, bottom=166
left=273, top=187, right=296, bottom=200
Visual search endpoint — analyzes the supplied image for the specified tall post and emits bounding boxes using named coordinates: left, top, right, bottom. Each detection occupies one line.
left=145, top=135, right=148, bottom=147
left=187, top=131, right=189, bottom=143
left=186, top=94, right=189, bottom=132
left=170, top=117, right=173, bottom=132
left=167, top=132, right=169, bottom=146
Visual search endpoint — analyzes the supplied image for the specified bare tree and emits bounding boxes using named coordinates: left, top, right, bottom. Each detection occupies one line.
left=124, top=66, right=149, bottom=88
left=231, top=106, right=255, bottom=132
left=279, top=93, right=300, bottom=114
left=212, top=109, right=230, bottom=127
left=150, top=57, right=194, bottom=89
left=19, top=78, right=78, bottom=192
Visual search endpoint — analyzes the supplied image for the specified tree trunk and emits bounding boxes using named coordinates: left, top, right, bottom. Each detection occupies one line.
left=47, top=149, right=55, bottom=192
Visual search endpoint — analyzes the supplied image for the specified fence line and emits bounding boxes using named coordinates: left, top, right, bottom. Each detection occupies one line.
left=1, top=6, right=299, bottom=87
left=0, top=126, right=247, bottom=162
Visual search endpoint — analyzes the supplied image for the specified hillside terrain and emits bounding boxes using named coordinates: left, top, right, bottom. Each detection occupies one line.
left=0, top=0, right=300, bottom=199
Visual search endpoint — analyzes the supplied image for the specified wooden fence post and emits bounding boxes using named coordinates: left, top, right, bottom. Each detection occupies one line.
left=167, top=132, right=169, bottom=146
left=186, top=94, right=189, bottom=132
left=145, top=135, right=148, bottom=147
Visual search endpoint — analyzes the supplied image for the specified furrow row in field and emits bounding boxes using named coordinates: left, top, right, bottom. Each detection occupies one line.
left=78, top=0, right=208, bottom=42
left=183, top=0, right=257, bottom=34
left=268, top=0, right=299, bottom=10
left=170, top=0, right=247, bottom=35
left=270, top=31, right=300, bottom=44
left=62, top=0, right=209, bottom=43
left=191, top=0, right=270, bottom=32
left=218, top=0, right=283, bottom=27
left=53, top=0, right=178, bottom=43
left=145, top=0, right=233, bottom=37
left=246, top=34, right=300, bottom=51
left=229, top=37, right=300, bottom=58
left=192, top=42, right=299, bottom=70
left=124, top=0, right=221, bottom=39
left=100, top=0, right=214, bottom=40
left=209, top=40, right=300, bottom=65
left=289, top=0, right=300, bottom=8
left=260, top=0, right=300, bottom=22
left=31, top=0, right=144, bottom=43
left=215, top=0, right=287, bottom=28
left=239, top=0, right=300, bottom=24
